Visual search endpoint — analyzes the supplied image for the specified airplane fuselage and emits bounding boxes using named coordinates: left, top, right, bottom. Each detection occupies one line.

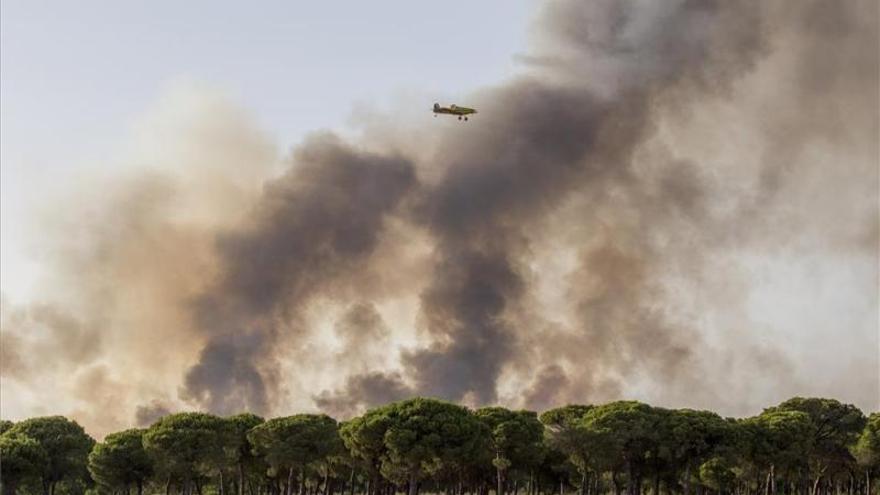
left=433, top=103, right=477, bottom=120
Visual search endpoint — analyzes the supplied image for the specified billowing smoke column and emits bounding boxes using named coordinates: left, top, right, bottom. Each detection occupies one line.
left=121, top=0, right=880, bottom=415
left=181, top=135, right=415, bottom=414
left=181, top=0, right=772, bottom=411
left=1, top=0, right=876, bottom=432
left=404, top=84, right=620, bottom=403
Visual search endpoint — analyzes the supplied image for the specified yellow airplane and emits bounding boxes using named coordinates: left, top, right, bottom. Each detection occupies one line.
left=433, top=103, right=477, bottom=121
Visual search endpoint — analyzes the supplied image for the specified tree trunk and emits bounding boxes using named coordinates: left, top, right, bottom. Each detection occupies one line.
left=285, top=468, right=295, bottom=495
left=613, top=471, right=623, bottom=495
left=685, top=462, right=692, bottom=495
left=498, top=468, right=505, bottom=495
left=627, top=462, right=636, bottom=495
left=654, top=474, right=660, bottom=495
left=773, top=466, right=777, bottom=495
left=139, top=481, right=144, bottom=495
left=409, top=475, right=419, bottom=495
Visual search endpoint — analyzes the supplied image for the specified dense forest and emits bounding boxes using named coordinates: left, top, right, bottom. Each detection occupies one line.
left=1, top=397, right=878, bottom=495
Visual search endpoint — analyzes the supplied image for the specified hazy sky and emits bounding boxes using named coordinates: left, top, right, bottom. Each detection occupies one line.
left=1, top=0, right=533, bottom=298
left=1, top=1, right=877, bottom=438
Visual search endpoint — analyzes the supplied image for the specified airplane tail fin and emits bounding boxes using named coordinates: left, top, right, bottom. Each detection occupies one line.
left=433, top=103, right=440, bottom=111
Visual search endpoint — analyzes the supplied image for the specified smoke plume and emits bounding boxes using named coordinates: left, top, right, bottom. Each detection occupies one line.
left=1, top=0, right=876, bottom=436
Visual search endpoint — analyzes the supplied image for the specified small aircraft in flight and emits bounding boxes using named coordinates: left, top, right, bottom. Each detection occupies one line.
left=433, top=103, right=477, bottom=121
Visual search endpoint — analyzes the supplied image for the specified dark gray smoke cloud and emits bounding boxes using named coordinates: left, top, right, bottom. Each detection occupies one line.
left=334, top=302, right=391, bottom=357
left=313, top=371, right=412, bottom=419
left=134, top=400, right=174, bottom=427
left=183, top=0, right=876, bottom=414
left=392, top=0, right=768, bottom=405
left=182, top=134, right=415, bottom=415
left=522, top=365, right=571, bottom=411
left=323, top=0, right=875, bottom=413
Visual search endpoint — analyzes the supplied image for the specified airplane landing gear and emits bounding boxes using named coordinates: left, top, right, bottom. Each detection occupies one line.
left=458, top=116, right=462, bottom=120
left=464, top=117, right=468, bottom=121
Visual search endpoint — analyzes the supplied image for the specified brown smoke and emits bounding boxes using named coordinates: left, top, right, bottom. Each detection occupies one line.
left=134, top=400, right=175, bottom=427
left=313, top=372, right=412, bottom=419
left=182, top=134, right=416, bottom=415
left=1, top=0, right=876, bottom=434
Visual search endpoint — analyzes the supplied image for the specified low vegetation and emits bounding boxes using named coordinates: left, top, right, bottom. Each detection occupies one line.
left=1, top=397, right=878, bottom=495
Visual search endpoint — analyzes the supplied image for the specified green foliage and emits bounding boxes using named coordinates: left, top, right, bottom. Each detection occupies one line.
left=662, top=408, right=734, bottom=483
left=378, top=398, right=489, bottom=483
left=340, top=409, right=393, bottom=479
left=0, top=419, right=14, bottom=435
left=247, top=414, right=341, bottom=474
left=699, top=456, right=735, bottom=491
left=88, top=429, right=152, bottom=492
left=225, top=413, right=264, bottom=460
left=539, top=406, right=594, bottom=432
left=767, top=397, right=866, bottom=454
left=581, top=401, right=663, bottom=468
left=6, top=416, right=95, bottom=488
left=475, top=407, right=544, bottom=471
left=0, top=432, right=49, bottom=494
left=853, top=413, right=880, bottom=470
left=764, top=397, right=867, bottom=480
left=142, top=412, right=227, bottom=483
left=738, top=410, right=813, bottom=472
left=224, top=413, right=265, bottom=479
left=540, top=405, right=602, bottom=474
left=3, top=397, right=874, bottom=495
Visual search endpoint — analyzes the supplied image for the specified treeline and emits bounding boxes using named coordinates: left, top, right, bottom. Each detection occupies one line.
left=1, top=397, right=878, bottom=495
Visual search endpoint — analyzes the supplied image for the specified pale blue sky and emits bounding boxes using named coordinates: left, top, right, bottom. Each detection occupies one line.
left=1, top=0, right=535, bottom=298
